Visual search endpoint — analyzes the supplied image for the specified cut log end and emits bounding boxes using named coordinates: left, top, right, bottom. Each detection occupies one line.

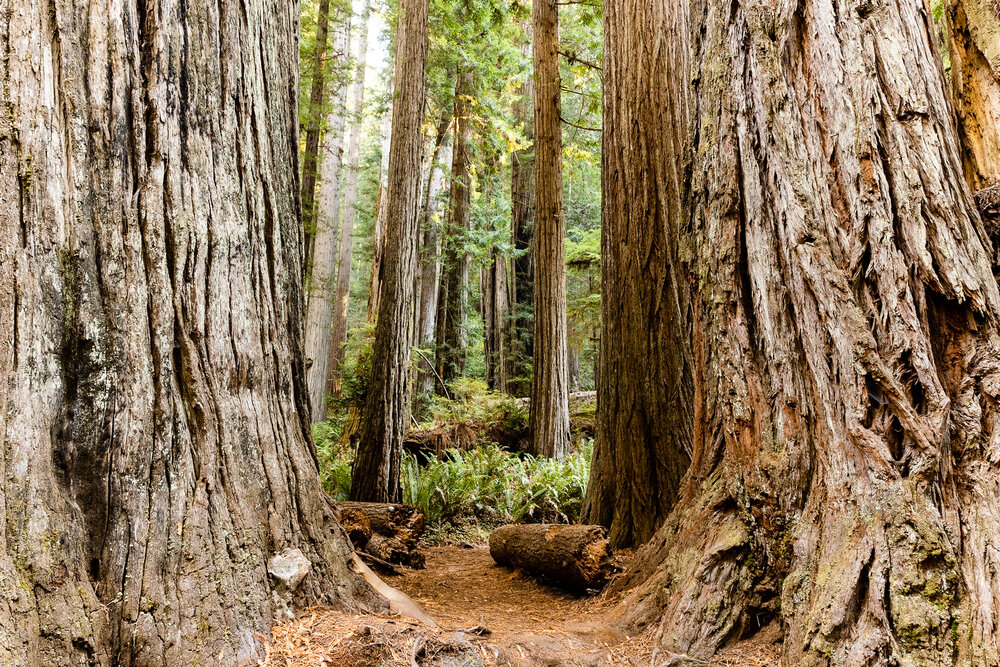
left=488, top=523, right=619, bottom=592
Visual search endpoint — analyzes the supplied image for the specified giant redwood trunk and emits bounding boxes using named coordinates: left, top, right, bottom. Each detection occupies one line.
left=435, top=69, right=473, bottom=386
left=301, top=0, right=335, bottom=262
left=945, top=0, right=1000, bottom=189
left=351, top=0, right=429, bottom=502
left=0, top=0, right=379, bottom=664
left=529, top=0, right=570, bottom=458
left=580, top=0, right=693, bottom=548
left=602, top=0, right=1000, bottom=663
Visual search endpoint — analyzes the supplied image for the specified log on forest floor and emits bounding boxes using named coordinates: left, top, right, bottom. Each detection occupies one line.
left=338, top=501, right=427, bottom=569
left=488, top=523, right=619, bottom=592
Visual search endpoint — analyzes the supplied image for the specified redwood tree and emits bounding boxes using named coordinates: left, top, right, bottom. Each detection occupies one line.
left=351, top=0, right=430, bottom=502
left=529, top=0, right=570, bottom=458
left=0, top=0, right=377, bottom=663
left=580, top=0, right=693, bottom=545
left=600, top=0, right=1000, bottom=663
left=435, top=69, right=474, bottom=386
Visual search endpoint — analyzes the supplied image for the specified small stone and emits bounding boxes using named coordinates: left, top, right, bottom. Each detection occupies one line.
left=267, top=548, right=311, bottom=592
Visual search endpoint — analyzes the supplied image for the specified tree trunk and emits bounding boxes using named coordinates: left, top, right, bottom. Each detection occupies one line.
left=301, top=0, right=334, bottom=265
left=351, top=0, right=429, bottom=502
left=945, top=0, right=1000, bottom=189
left=416, top=114, right=452, bottom=394
left=327, top=3, right=372, bottom=399
left=366, top=82, right=395, bottom=324
left=0, top=0, right=380, bottom=664
left=482, top=244, right=513, bottom=393
left=529, top=0, right=570, bottom=458
left=599, top=0, right=1000, bottom=664
left=489, top=524, right=617, bottom=592
left=580, top=0, right=693, bottom=548
left=305, top=20, right=352, bottom=422
left=434, top=69, right=473, bottom=386
left=509, top=16, right=536, bottom=398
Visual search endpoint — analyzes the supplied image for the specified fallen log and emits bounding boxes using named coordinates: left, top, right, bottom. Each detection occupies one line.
left=339, top=508, right=372, bottom=549
left=337, top=501, right=426, bottom=568
left=337, top=501, right=425, bottom=542
left=488, top=524, right=618, bottom=592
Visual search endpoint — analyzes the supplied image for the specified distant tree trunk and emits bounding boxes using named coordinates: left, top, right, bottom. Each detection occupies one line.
left=599, top=0, right=1000, bottom=664
left=529, top=0, right=570, bottom=458
left=351, top=0, right=429, bottom=502
left=416, top=114, right=452, bottom=394
left=435, top=69, right=473, bottom=386
left=305, top=20, right=352, bottom=422
left=0, top=1, right=379, bottom=664
left=367, top=82, right=394, bottom=323
left=301, top=0, right=334, bottom=266
left=945, top=0, right=1000, bottom=189
left=580, top=0, right=693, bottom=547
left=509, top=16, right=536, bottom=398
left=481, top=153, right=513, bottom=393
left=327, top=3, right=372, bottom=399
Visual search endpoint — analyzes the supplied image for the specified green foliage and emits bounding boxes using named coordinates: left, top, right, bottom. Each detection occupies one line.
left=401, top=441, right=593, bottom=529
left=313, top=419, right=354, bottom=500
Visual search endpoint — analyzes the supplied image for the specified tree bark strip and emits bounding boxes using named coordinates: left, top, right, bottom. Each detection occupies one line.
left=301, top=0, right=335, bottom=262
left=0, top=0, right=379, bottom=663
left=529, top=0, right=570, bottom=458
left=945, top=0, right=1000, bottom=189
left=351, top=0, right=430, bottom=502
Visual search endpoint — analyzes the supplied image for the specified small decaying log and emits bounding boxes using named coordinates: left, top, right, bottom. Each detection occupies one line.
left=339, top=508, right=372, bottom=549
left=337, top=501, right=426, bottom=569
left=488, top=524, right=618, bottom=591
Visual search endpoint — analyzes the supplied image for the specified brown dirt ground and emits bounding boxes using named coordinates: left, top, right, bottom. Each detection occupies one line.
left=263, top=546, right=780, bottom=666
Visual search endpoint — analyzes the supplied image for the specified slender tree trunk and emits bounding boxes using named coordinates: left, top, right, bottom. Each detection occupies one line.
left=529, top=0, right=570, bottom=458
left=435, top=69, right=473, bottom=386
left=366, top=82, right=394, bottom=323
left=351, top=0, right=429, bottom=502
left=580, top=0, right=693, bottom=547
left=301, top=0, right=334, bottom=265
left=509, top=16, right=536, bottom=398
left=0, top=0, right=379, bottom=663
left=482, top=250, right=513, bottom=393
left=327, top=3, right=372, bottom=399
left=945, top=0, right=1000, bottom=189
left=305, top=20, right=352, bottom=422
left=599, top=0, right=1000, bottom=664
left=416, top=114, right=452, bottom=394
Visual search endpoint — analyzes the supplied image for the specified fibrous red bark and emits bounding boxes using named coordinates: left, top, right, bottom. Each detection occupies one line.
left=598, top=0, right=1000, bottom=663
left=1, top=0, right=379, bottom=663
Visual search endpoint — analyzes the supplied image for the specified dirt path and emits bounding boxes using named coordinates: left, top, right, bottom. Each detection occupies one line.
left=264, top=545, right=780, bottom=666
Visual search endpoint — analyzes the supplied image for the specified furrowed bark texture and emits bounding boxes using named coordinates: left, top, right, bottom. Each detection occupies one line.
left=529, top=0, right=570, bottom=458
left=509, top=16, right=536, bottom=398
left=0, top=0, right=379, bottom=664
left=305, top=20, right=352, bottom=422
left=435, top=69, right=472, bottom=386
left=945, top=0, right=1000, bottom=189
left=327, top=3, right=372, bottom=399
left=351, top=0, right=429, bottom=502
left=602, top=0, right=1000, bottom=662
left=581, top=0, right=694, bottom=549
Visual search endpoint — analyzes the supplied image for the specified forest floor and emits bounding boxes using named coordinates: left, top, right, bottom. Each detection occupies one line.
left=263, top=545, right=781, bottom=666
